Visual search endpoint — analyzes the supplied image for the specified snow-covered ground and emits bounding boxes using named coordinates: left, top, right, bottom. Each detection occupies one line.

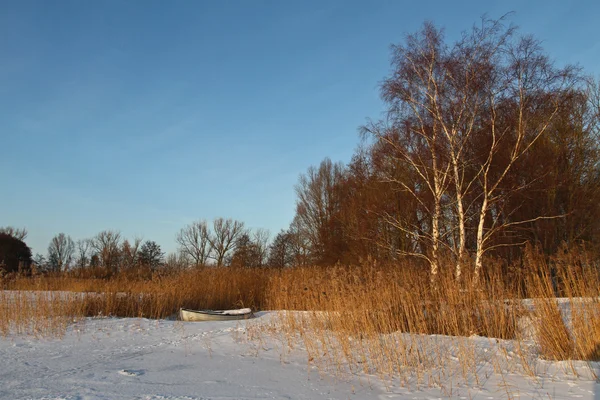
left=1, top=311, right=599, bottom=399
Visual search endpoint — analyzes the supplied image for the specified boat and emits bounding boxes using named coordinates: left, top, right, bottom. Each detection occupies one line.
left=179, top=307, right=254, bottom=322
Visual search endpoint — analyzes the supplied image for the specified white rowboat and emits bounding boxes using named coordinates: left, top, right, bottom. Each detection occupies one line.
left=179, top=307, right=254, bottom=322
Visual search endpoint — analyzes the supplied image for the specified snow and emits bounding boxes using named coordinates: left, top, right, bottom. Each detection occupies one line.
left=220, top=308, right=252, bottom=315
left=0, top=310, right=599, bottom=399
left=0, top=313, right=377, bottom=400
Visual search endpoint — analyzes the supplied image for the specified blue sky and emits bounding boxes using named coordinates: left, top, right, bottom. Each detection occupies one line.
left=1, top=0, right=598, bottom=255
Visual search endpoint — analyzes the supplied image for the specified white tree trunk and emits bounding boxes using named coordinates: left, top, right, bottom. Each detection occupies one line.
left=474, top=196, right=488, bottom=283
left=430, top=143, right=443, bottom=286
left=431, top=200, right=441, bottom=283
left=453, top=158, right=466, bottom=282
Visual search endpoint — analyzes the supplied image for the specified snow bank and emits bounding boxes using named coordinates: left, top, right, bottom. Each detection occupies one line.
left=2, top=293, right=600, bottom=399
left=0, top=314, right=378, bottom=400
left=0, top=312, right=599, bottom=399
left=221, top=308, right=252, bottom=315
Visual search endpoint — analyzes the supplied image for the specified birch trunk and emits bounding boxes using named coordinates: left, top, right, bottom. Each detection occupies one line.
left=430, top=128, right=443, bottom=285
left=474, top=195, right=488, bottom=283
left=431, top=198, right=441, bottom=283
left=452, top=156, right=466, bottom=282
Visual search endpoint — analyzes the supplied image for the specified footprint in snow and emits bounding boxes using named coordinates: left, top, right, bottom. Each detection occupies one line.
left=118, top=369, right=145, bottom=377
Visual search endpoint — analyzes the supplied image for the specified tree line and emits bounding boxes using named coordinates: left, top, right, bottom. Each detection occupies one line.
left=284, top=18, right=600, bottom=283
left=1, top=17, right=599, bottom=282
left=0, top=218, right=304, bottom=276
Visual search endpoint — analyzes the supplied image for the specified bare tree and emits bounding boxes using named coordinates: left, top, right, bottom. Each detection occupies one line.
left=288, top=217, right=312, bottom=267
left=120, top=237, right=142, bottom=270
left=468, top=34, right=579, bottom=282
left=0, top=226, right=28, bottom=241
left=32, top=253, right=47, bottom=273
left=294, top=158, right=347, bottom=265
left=47, top=233, right=75, bottom=272
left=370, top=19, right=518, bottom=281
left=208, top=218, right=245, bottom=266
left=363, top=23, right=454, bottom=282
left=176, top=220, right=212, bottom=267
left=267, top=230, right=294, bottom=268
left=252, top=228, right=270, bottom=267
left=74, top=239, right=92, bottom=270
left=229, top=234, right=262, bottom=268
left=229, top=229, right=269, bottom=268
left=91, top=230, right=122, bottom=273
left=363, top=17, right=581, bottom=284
left=164, top=252, right=189, bottom=272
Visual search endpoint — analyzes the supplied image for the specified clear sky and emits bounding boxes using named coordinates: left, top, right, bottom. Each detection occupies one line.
left=1, top=0, right=598, bottom=255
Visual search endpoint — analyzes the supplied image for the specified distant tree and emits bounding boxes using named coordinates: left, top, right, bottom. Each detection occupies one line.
left=0, top=226, right=28, bottom=241
left=176, top=220, right=212, bottom=267
left=89, top=253, right=100, bottom=268
left=497, top=81, right=600, bottom=257
left=120, top=238, right=142, bottom=270
left=74, top=239, right=92, bottom=270
left=91, top=231, right=122, bottom=274
left=251, top=228, right=270, bottom=267
left=32, top=253, right=47, bottom=274
left=138, top=240, right=165, bottom=271
left=335, top=149, right=417, bottom=264
left=287, top=217, right=312, bottom=267
left=294, top=158, right=347, bottom=265
left=208, top=218, right=246, bottom=266
left=164, top=252, right=189, bottom=272
left=47, top=233, right=75, bottom=272
left=229, top=233, right=263, bottom=268
left=267, top=230, right=294, bottom=268
left=0, top=233, right=32, bottom=274
left=33, top=253, right=46, bottom=267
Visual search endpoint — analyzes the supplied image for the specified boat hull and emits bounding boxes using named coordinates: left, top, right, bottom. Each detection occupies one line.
left=179, top=308, right=254, bottom=322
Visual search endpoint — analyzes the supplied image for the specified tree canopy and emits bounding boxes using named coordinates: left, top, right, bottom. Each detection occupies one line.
left=0, top=233, right=32, bottom=274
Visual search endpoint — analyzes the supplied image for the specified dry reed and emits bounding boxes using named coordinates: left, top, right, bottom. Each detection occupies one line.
left=2, top=245, right=600, bottom=392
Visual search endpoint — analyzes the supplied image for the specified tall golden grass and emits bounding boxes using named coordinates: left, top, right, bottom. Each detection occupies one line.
left=1, top=267, right=270, bottom=336
left=253, top=246, right=600, bottom=391
left=1, top=245, right=599, bottom=381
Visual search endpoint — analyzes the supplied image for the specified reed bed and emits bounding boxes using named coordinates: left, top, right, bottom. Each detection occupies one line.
left=1, top=267, right=270, bottom=336
left=260, top=261, right=527, bottom=390
left=250, top=247, right=600, bottom=392
left=2, top=246, right=600, bottom=391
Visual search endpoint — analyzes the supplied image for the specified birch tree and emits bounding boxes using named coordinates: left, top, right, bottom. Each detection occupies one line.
left=469, top=32, right=579, bottom=282
left=363, top=17, right=581, bottom=283
left=363, top=23, right=453, bottom=282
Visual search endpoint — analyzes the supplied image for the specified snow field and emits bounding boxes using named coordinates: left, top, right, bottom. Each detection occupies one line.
left=1, top=311, right=599, bottom=399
